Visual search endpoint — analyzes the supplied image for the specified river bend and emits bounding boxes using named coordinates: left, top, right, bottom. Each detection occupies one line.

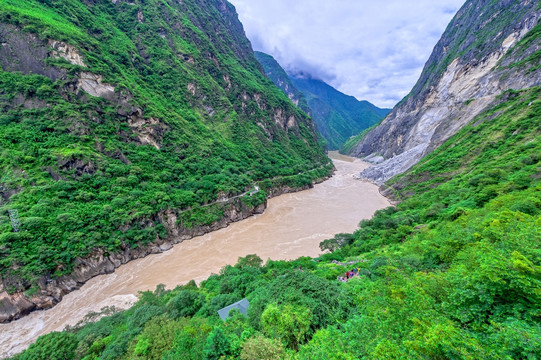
left=0, top=152, right=390, bottom=358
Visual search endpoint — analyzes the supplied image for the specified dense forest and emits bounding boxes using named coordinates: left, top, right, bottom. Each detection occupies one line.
left=0, top=0, right=331, bottom=301
left=2, top=0, right=541, bottom=358
left=11, top=84, right=540, bottom=359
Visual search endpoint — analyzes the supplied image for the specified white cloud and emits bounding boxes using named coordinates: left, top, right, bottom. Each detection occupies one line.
left=229, top=0, right=465, bottom=108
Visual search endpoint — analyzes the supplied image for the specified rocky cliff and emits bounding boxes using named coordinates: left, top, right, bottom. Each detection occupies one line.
left=0, top=0, right=332, bottom=322
left=349, top=0, right=541, bottom=184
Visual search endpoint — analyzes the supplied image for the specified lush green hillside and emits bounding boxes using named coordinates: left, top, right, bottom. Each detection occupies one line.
left=252, top=51, right=389, bottom=150
left=339, top=123, right=379, bottom=155
left=253, top=52, right=311, bottom=116
left=289, top=74, right=390, bottom=150
left=13, top=83, right=540, bottom=359
left=0, top=0, right=331, bottom=305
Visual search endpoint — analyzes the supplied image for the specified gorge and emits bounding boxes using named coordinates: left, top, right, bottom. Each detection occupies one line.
left=1, top=0, right=540, bottom=359
left=0, top=153, right=390, bottom=357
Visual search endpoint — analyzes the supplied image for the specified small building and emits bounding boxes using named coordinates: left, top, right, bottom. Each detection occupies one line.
left=217, top=298, right=250, bottom=321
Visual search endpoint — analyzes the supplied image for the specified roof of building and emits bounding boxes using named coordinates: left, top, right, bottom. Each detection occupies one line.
left=217, top=298, right=250, bottom=321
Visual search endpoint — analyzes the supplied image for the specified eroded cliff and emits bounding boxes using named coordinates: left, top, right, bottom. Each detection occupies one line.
left=349, top=0, right=541, bottom=184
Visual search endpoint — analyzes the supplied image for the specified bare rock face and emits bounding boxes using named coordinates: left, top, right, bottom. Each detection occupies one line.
left=77, top=72, right=116, bottom=100
left=351, top=0, right=541, bottom=185
left=357, top=144, right=429, bottom=186
left=0, top=24, right=65, bottom=81
left=49, top=40, right=87, bottom=67
left=0, top=291, right=35, bottom=323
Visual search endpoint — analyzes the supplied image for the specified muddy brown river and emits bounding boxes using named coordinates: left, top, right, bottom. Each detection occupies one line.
left=0, top=152, right=390, bottom=358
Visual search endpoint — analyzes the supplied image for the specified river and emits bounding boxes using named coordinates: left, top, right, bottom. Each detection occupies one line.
left=0, top=152, right=390, bottom=358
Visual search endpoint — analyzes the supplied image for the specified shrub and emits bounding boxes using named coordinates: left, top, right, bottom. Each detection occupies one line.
left=261, top=303, right=312, bottom=350
left=240, top=335, right=285, bottom=360
left=167, top=290, right=205, bottom=319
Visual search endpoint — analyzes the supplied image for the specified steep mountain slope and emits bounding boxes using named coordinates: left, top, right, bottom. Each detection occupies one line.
left=254, top=51, right=390, bottom=150
left=348, top=0, right=541, bottom=184
left=12, top=85, right=540, bottom=359
left=0, top=0, right=332, bottom=322
left=7, top=1, right=540, bottom=357
left=253, top=51, right=311, bottom=116
left=289, top=75, right=390, bottom=150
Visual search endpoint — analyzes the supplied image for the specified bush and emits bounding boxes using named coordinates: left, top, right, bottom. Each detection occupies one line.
left=261, top=303, right=312, bottom=350
left=16, top=332, right=77, bottom=360
left=240, top=335, right=285, bottom=360
left=203, top=328, right=230, bottom=360
left=167, top=290, right=205, bottom=318
left=235, top=254, right=263, bottom=268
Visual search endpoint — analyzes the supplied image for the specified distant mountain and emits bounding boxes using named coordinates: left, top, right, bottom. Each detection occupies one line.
left=289, top=75, right=390, bottom=150
left=255, top=52, right=390, bottom=150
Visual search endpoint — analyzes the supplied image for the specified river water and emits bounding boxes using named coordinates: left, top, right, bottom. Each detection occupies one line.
left=0, top=152, right=390, bottom=358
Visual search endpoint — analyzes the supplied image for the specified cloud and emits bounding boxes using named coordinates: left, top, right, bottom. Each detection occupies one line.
left=229, top=0, right=465, bottom=108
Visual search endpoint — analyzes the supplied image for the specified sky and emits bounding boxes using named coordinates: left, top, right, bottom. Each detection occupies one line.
left=228, top=0, right=465, bottom=108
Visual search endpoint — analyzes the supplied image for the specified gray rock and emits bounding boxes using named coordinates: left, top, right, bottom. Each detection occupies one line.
left=351, top=1, right=541, bottom=184
left=0, top=24, right=65, bottom=81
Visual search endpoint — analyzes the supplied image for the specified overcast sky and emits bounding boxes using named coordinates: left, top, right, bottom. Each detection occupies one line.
left=228, top=0, right=465, bottom=108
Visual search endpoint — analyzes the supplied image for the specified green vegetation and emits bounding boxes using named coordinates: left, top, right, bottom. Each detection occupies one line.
left=339, top=123, right=379, bottom=155
left=254, top=51, right=390, bottom=150
left=13, top=83, right=540, bottom=359
left=289, top=76, right=390, bottom=151
left=253, top=52, right=311, bottom=116
left=0, top=0, right=331, bottom=291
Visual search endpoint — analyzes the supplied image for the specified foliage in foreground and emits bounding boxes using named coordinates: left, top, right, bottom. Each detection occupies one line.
left=12, top=85, right=541, bottom=359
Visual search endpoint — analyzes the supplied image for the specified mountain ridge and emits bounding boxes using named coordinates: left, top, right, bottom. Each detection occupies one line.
left=253, top=51, right=312, bottom=116
left=254, top=51, right=390, bottom=150
left=347, top=0, right=541, bottom=184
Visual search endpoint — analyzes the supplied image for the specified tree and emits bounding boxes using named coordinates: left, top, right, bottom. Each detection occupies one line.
left=261, top=303, right=312, bottom=350
left=240, top=335, right=285, bottom=360
left=167, top=290, right=205, bottom=318
left=203, top=328, right=230, bottom=360
left=16, top=332, right=77, bottom=360
left=235, top=254, right=263, bottom=268
left=319, top=233, right=354, bottom=252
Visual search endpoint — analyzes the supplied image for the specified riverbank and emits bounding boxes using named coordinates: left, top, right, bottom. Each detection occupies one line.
left=0, top=153, right=390, bottom=358
left=0, top=162, right=333, bottom=324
